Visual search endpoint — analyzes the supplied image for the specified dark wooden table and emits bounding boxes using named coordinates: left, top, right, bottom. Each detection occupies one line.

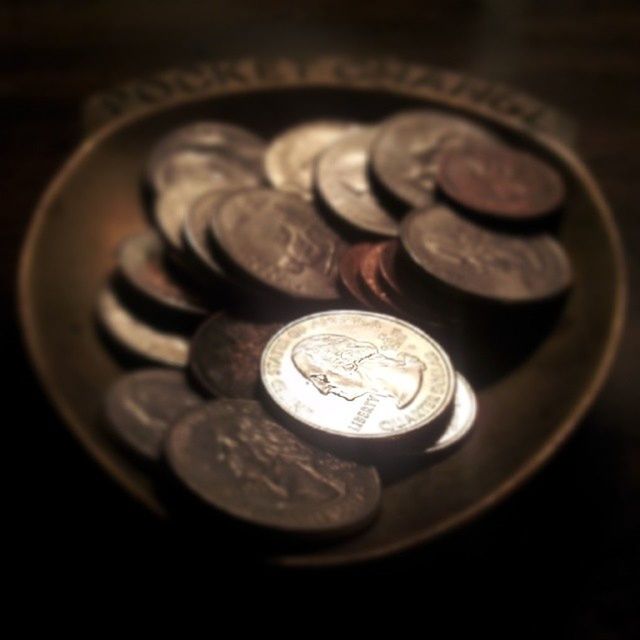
left=3, top=0, right=638, bottom=630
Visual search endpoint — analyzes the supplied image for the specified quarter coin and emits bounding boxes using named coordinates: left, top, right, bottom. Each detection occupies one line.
left=315, top=128, right=398, bottom=237
left=104, top=368, right=204, bottom=460
left=265, top=120, right=359, bottom=200
left=261, top=310, right=456, bottom=444
left=164, top=399, right=381, bottom=537
left=210, top=188, right=346, bottom=300
left=147, top=121, right=266, bottom=193
left=401, top=205, right=573, bottom=303
left=97, top=286, right=190, bottom=367
left=371, top=110, right=498, bottom=208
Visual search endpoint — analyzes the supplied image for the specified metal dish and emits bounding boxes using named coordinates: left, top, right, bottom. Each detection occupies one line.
left=18, top=57, right=625, bottom=567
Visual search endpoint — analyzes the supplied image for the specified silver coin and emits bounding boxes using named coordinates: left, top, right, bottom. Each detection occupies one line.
left=401, top=204, right=573, bottom=303
left=118, top=230, right=209, bottom=315
left=182, top=189, right=235, bottom=279
left=261, top=310, right=456, bottom=444
left=426, top=373, right=477, bottom=454
left=265, top=120, right=359, bottom=200
left=105, top=368, right=203, bottom=460
left=315, top=128, right=399, bottom=237
left=371, top=110, right=499, bottom=207
left=154, top=183, right=214, bottom=255
left=147, top=121, right=266, bottom=193
left=97, top=286, right=190, bottom=367
left=210, top=188, right=346, bottom=300
left=164, top=399, right=381, bottom=536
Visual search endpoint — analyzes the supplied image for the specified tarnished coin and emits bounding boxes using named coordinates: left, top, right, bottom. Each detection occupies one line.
left=378, top=240, right=404, bottom=299
left=316, top=129, right=399, bottom=237
left=118, top=231, right=208, bottom=315
left=438, top=145, right=566, bottom=219
left=261, top=311, right=456, bottom=444
left=164, top=399, right=381, bottom=536
left=401, top=205, right=573, bottom=303
left=182, top=189, right=235, bottom=279
left=147, top=121, right=266, bottom=193
left=210, top=188, right=346, bottom=300
left=189, top=313, right=283, bottom=398
left=359, top=243, right=403, bottom=313
left=371, top=110, right=498, bottom=207
left=338, top=243, right=374, bottom=308
left=426, top=373, right=477, bottom=454
left=97, top=286, right=190, bottom=367
left=105, top=368, right=203, bottom=460
left=265, top=120, right=359, bottom=200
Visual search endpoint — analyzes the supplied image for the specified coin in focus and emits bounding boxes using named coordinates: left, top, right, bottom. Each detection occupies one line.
left=265, top=120, right=359, bottom=200
left=118, top=230, right=209, bottom=315
left=438, top=145, right=566, bottom=219
left=401, top=204, right=573, bottom=303
left=371, top=110, right=498, bottom=208
left=210, top=188, right=346, bottom=300
left=97, top=286, right=190, bottom=367
left=147, top=121, right=266, bottom=193
left=164, top=399, right=381, bottom=537
left=189, top=313, right=283, bottom=398
left=261, top=310, right=456, bottom=445
left=104, top=368, right=204, bottom=460
left=315, top=128, right=398, bottom=237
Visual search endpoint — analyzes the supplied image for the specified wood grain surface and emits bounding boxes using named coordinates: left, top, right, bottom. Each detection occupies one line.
left=3, top=0, right=638, bottom=631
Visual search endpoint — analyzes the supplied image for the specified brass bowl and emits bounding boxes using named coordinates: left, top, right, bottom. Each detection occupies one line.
left=18, top=57, right=626, bottom=567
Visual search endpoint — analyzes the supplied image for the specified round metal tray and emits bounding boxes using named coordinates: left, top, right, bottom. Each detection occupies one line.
left=18, top=57, right=625, bottom=567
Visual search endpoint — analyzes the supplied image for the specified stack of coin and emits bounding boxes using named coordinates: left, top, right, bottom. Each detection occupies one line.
left=96, top=107, right=573, bottom=541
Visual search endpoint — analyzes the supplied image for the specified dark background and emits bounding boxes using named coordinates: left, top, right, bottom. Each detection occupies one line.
left=3, top=0, right=638, bottom=630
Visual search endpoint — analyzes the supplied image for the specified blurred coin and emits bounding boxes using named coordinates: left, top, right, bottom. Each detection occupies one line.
left=97, top=286, right=190, bottom=367
left=426, top=373, right=476, bottom=454
left=378, top=240, right=404, bottom=299
left=371, top=110, right=498, bottom=207
left=401, top=205, right=573, bottom=303
left=182, top=189, right=235, bottom=279
left=438, top=145, right=566, bottom=219
left=118, top=230, right=209, bottom=315
left=316, top=128, right=398, bottom=237
left=210, top=188, right=346, bottom=300
left=359, top=243, right=403, bottom=313
left=164, top=399, right=381, bottom=536
left=338, top=243, right=374, bottom=308
left=147, top=121, right=266, bottom=193
left=261, top=310, right=455, bottom=445
left=265, top=120, right=359, bottom=200
left=105, top=368, right=203, bottom=460
left=189, top=313, right=283, bottom=398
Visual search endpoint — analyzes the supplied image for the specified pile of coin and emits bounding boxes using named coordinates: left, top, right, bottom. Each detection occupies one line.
left=97, top=110, right=572, bottom=540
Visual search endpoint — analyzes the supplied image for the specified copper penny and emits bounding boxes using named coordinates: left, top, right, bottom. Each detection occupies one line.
left=338, top=243, right=375, bottom=308
left=438, top=145, right=566, bottom=219
left=189, top=313, right=283, bottom=398
left=359, top=243, right=403, bottom=313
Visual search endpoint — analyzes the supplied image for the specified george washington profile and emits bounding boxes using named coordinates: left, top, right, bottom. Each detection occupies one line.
left=291, top=334, right=425, bottom=409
